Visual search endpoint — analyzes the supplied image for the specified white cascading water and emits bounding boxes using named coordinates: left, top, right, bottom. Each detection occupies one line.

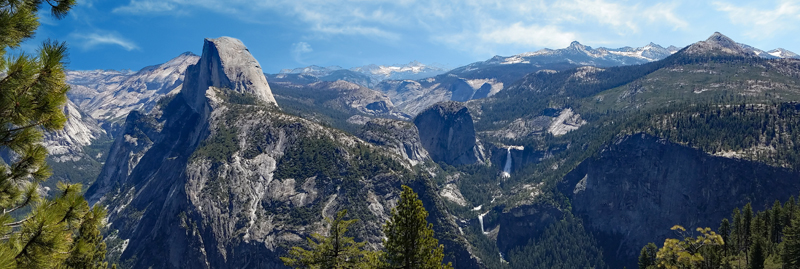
left=478, top=211, right=490, bottom=235
left=501, top=147, right=512, bottom=178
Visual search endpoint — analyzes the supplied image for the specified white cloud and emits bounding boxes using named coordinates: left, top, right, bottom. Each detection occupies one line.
left=479, top=23, right=577, bottom=48
left=108, top=0, right=690, bottom=53
left=113, top=0, right=176, bottom=14
left=291, top=42, right=313, bottom=64
left=714, top=0, right=800, bottom=38
left=553, top=0, right=689, bottom=34
left=555, top=0, right=636, bottom=32
left=312, top=25, right=401, bottom=40
left=71, top=32, right=140, bottom=51
left=644, top=3, right=689, bottom=30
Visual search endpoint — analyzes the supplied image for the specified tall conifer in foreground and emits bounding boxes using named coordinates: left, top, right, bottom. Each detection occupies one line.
left=281, top=210, right=373, bottom=269
left=784, top=212, right=800, bottom=269
left=381, top=185, right=452, bottom=269
left=0, top=1, right=111, bottom=268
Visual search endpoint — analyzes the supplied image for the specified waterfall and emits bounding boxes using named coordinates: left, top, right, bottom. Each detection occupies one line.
left=500, top=146, right=524, bottom=178
left=501, top=147, right=512, bottom=178
left=478, top=211, right=490, bottom=235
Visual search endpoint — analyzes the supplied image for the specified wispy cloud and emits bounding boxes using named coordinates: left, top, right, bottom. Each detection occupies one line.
left=714, top=0, right=800, bottom=38
left=70, top=32, right=140, bottom=51
left=644, top=3, right=689, bottom=30
left=478, top=23, right=578, bottom=48
left=108, top=0, right=690, bottom=54
left=291, top=42, right=313, bottom=64
left=553, top=0, right=690, bottom=34
left=113, top=0, right=176, bottom=14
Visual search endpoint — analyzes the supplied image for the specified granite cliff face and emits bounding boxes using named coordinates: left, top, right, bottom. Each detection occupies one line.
left=358, top=118, right=430, bottom=166
left=558, top=133, right=800, bottom=267
left=43, top=100, right=107, bottom=161
left=67, top=52, right=199, bottom=124
left=39, top=100, right=110, bottom=189
left=413, top=101, right=485, bottom=166
left=496, top=203, right=563, bottom=255
left=88, top=37, right=478, bottom=269
left=182, top=37, right=278, bottom=114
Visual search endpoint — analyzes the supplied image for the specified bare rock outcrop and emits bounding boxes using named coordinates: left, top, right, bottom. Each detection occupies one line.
left=182, top=37, right=278, bottom=113
left=67, top=52, right=199, bottom=123
left=413, top=101, right=484, bottom=166
left=683, top=32, right=757, bottom=57
left=359, top=118, right=429, bottom=165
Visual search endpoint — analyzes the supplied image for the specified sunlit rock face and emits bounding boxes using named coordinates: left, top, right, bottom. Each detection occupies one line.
left=87, top=37, right=481, bottom=269
left=182, top=36, right=278, bottom=114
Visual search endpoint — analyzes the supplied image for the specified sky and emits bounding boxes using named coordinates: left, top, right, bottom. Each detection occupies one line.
left=18, top=0, right=800, bottom=73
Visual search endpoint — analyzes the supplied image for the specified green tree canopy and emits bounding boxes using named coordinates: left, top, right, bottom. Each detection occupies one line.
left=638, top=242, right=657, bottom=269
left=281, top=210, right=373, bottom=269
left=784, top=211, right=800, bottom=269
left=381, top=185, right=451, bottom=269
left=0, top=1, right=111, bottom=268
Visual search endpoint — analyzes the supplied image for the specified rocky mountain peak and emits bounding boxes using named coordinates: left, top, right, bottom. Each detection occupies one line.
left=768, top=48, right=800, bottom=59
left=707, top=32, right=730, bottom=42
left=665, top=45, right=681, bottom=54
left=683, top=32, right=756, bottom=57
left=179, top=51, right=197, bottom=57
left=568, top=41, right=589, bottom=51
left=182, top=36, right=278, bottom=112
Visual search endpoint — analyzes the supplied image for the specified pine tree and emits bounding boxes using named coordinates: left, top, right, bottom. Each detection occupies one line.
left=786, top=196, right=796, bottom=230
left=784, top=212, right=800, bottom=269
left=0, top=1, right=111, bottom=268
left=381, top=185, right=452, bottom=269
left=749, top=239, right=765, bottom=269
left=638, top=243, right=657, bottom=269
left=733, top=208, right=743, bottom=255
left=281, top=210, right=373, bottom=269
left=719, top=218, right=731, bottom=256
left=743, top=203, right=753, bottom=260
left=771, top=200, right=783, bottom=244
left=64, top=205, right=109, bottom=269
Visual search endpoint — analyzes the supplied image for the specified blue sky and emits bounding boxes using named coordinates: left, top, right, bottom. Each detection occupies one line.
left=20, top=0, right=800, bottom=73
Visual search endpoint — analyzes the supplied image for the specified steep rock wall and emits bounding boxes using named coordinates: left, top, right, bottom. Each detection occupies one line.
left=414, top=101, right=484, bottom=166
left=558, top=133, right=800, bottom=267
left=89, top=37, right=480, bottom=269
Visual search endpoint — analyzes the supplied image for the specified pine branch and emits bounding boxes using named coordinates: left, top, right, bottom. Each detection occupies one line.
left=4, top=216, right=30, bottom=228
left=0, top=119, right=48, bottom=137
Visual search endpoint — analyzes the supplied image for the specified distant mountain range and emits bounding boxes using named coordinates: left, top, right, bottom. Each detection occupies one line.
left=373, top=38, right=800, bottom=115
left=48, top=34, right=800, bottom=191
left=271, top=61, right=449, bottom=88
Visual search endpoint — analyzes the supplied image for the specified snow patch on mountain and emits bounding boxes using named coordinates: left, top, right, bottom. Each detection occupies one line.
left=278, top=61, right=448, bottom=86
left=483, top=41, right=678, bottom=69
left=768, top=48, right=800, bottom=59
